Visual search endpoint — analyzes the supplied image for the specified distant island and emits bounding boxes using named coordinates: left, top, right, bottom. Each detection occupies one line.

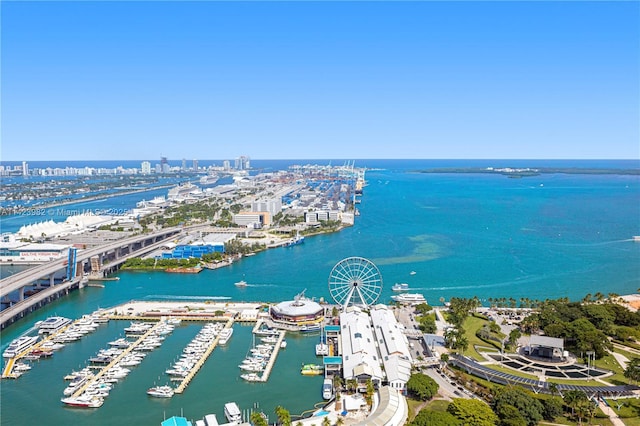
left=418, top=166, right=640, bottom=178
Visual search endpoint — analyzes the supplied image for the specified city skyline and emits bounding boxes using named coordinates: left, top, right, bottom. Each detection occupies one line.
left=2, top=1, right=639, bottom=161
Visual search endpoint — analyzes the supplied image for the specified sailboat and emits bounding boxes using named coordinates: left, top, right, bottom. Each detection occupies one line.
left=315, top=324, right=329, bottom=356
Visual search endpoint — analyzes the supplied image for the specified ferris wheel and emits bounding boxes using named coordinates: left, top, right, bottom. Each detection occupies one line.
left=328, top=257, right=383, bottom=310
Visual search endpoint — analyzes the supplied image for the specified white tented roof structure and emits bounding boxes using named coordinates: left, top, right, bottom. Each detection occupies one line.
left=370, top=305, right=412, bottom=390
left=271, top=294, right=323, bottom=317
left=340, top=307, right=383, bottom=385
left=353, top=386, right=408, bottom=426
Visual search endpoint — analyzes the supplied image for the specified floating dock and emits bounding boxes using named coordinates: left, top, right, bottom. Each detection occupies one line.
left=2, top=322, right=75, bottom=379
left=256, top=330, right=286, bottom=382
left=70, top=322, right=162, bottom=398
left=174, top=318, right=235, bottom=394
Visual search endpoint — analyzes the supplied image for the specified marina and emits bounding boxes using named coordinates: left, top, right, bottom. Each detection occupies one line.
left=174, top=319, right=234, bottom=394
left=0, top=162, right=638, bottom=425
left=62, top=320, right=166, bottom=407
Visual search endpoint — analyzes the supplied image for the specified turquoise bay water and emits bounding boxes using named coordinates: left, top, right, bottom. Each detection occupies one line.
left=1, top=162, right=639, bottom=425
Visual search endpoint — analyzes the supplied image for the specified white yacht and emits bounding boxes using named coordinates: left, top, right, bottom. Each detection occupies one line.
left=218, top=328, right=233, bottom=345
left=3, top=336, right=39, bottom=358
left=240, top=373, right=261, bottom=382
left=391, top=283, right=409, bottom=292
left=224, top=402, right=242, bottom=423
left=322, top=378, right=333, bottom=400
left=147, top=385, right=174, bottom=398
left=315, top=342, right=329, bottom=356
left=37, top=316, right=72, bottom=335
left=391, top=293, right=427, bottom=304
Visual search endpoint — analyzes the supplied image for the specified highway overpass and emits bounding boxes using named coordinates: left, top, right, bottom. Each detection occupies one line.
left=0, top=228, right=182, bottom=329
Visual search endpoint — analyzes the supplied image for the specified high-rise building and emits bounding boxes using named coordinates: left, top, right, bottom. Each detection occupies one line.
left=223, top=160, right=231, bottom=171
left=192, top=159, right=198, bottom=171
left=22, top=161, right=29, bottom=176
left=182, top=158, right=187, bottom=171
left=141, top=161, right=151, bottom=174
left=235, top=155, right=250, bottom=170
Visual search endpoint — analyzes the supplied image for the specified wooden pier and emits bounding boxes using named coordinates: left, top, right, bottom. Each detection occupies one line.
left=257, top=330, right=286, bottom=382
left=71, top=322, right=162, bottom=398
left=2, top=322, right=74, bottom=379
left=174, top=318, right=235, bottom=394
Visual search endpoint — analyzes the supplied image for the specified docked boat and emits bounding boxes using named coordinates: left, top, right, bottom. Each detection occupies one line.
left=37, top=316, right=72, bottom=335
left=224, top=402, right=242, bottom=423
left=199, top=174, right=219, bottom=186
left=240, top=372, right=261, bottom=382
left=315, top=342, right=329, bottom=356
left=234, top=280, right=248, bottom=288
left=261, top=335, right=278, bottom=344
left=286, top=232, right=305, bottom=247
left=147, top=385, right=174, bottom=398
left=322, top=378, right=333, bottom=400
left=3, top=335, right=39, bottom=358
left=61, top=395, right=104, bottom=408
left=108, top=338, right=131, bottom=349
left=391, top=293, right=427, bottom=304
left=301, top=364, right=324, bottom=375
left=299, top=323, right=321, bottom=333
left=391, top=283, right=409, bottom=292
left=254, top=328, right=279, bottom=337
left=218, top=328, right=233, bottom=345
left=14, top=362, right=32, bottom=372
left=63, top=376, right=88, bottom=396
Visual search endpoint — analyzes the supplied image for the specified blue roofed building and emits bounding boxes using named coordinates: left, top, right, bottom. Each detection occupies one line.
left=161, top=416, right=192, bottom=426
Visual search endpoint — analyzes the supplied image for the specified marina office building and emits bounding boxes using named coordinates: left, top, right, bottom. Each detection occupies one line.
left=340, top=305, right=412, bottom=392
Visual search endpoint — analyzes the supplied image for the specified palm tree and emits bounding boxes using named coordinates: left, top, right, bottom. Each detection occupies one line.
left=364, top=379, right=375, bottom=408
left=563, top=390, right=587, bottom=421
left=333, top=375, right=344, bottom=392
left=321, top=416, right=331, bottom=426
left=275, top=405, right=291, bottom=426
left=250, top=412, right=268, bottom=426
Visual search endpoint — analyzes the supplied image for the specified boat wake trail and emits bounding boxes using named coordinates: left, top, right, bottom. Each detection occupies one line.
left=144, top=295, right=232, bottom=301
left=548, top=239, right=635, bottom=247
left=413, top=275, right=542, bottom=291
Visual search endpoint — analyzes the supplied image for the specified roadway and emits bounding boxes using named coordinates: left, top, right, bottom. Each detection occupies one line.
left=0, top=228, right=181, bottom=299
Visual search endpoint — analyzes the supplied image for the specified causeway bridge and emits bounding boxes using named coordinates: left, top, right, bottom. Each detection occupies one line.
left=0, top=228, right=182, bottom=329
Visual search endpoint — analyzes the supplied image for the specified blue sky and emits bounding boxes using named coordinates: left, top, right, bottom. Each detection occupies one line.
left=1, top=1, right=638, bottom=161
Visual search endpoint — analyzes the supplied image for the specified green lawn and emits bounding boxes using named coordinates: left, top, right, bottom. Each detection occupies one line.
left=461, top=315, right=501, bottom=360
left=604, top=398, right=640, bottom=424
left=594, top=353, right=628, bottom=385
left=425, top=399, right=450, bottom=412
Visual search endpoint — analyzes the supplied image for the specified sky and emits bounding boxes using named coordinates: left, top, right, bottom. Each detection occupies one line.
left=1, top=1, right=639, bottom=161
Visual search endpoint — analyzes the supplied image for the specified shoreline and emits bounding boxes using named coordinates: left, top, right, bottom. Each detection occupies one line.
left=418, top=166, right=640, bottom=177
left=1, top=184, right=176, bottom=217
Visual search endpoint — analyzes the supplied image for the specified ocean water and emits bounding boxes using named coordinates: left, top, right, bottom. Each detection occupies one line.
left=1, top=159, right=639, bottom=425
